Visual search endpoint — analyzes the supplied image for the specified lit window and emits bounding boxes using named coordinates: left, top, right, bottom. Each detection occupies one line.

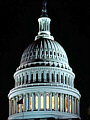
left=52, top=96, right=55, bottom=110
left=46, top=95, right=49, bottom=109
left=35, top=96, right=38, bottom=109
left=18, top=100, right=20, bottom=113
left=58, top=97, right=60, bottom=110
left=66, top=98, right=68, bottom=112
left=22, top=99, right=24, bottom=111
left=40, top=95, right=44, bottom=109
left=69, top=99, right=71, bottom=113
left=30, top=97, right=32, bottom=110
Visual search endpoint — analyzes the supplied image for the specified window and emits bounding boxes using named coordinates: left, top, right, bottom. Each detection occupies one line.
left=57, top=74, right=59, bottom=82
left=35, top=96, right=38, bottom=109
left=40, top=95, right=44, bottom=109
left=36, top=73, right=38, bottom=82
left=46, top=95, right=49, bottom=109
left=61, top=75, right=63, bottom=83
left=30, top=97, right=32, bottom=110
left=66, top=97, right=68, bottom=112
left=52, top=95, right=55, bottom=110
left=69, top=99, right=71, bottom=113
left=41, top=73, right=44, bottom=82
left=65, top=76, right=67, bottom=84
left=47, top=73, right=49, bottom=82
left=52, top=74, right=54, bottom=82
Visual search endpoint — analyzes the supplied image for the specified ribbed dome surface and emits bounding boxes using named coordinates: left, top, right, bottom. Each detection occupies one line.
left=20, top=38, right=68, bottom=65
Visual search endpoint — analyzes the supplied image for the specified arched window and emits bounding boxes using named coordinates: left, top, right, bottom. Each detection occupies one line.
left=57, top=74, right=59, bottom=82
left=40, top=95, right=44, bottom=109
left=46, top=95, right=49, bottom=109
left=36, top=73, right=38, bottom=82
left=31, top=74, right=33, bottom=83
left=61, top=75, right=63, bottom=83
left=52, top=95, right=55, bottom=110
left=47, top=73, right=49, bottom=82
left=65, top=76, right=67, bottom=84
left=26, top=74, right=29, bottom=84
left=23, top=76, right=25, bottom=84
left=52, top=73, right=54, bottom=82
left=41, top=73, right=43, bottom=82
left=35, top=95, right=38, bottom=109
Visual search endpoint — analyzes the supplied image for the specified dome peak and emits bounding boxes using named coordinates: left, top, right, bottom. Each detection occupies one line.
left=41, top=0, right=48, bottom=17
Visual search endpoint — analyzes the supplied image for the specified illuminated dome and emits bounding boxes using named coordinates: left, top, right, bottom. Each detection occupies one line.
left=8, top=1, right=81, bottom=120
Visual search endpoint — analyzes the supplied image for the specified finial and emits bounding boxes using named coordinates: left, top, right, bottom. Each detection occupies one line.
left=41, top=0, right=48, bottom=17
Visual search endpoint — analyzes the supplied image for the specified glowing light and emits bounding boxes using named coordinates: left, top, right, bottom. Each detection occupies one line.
left=69, top=99, right=71, bottom=113
left=58, top=97, right=60, bottom=110
left=46, top=95, right=49, bottom=109
left=30, top=97, right=32, bottom=110
left=52, top=96, right=54, bottom=110
left=41, top=95, right=44, bottom=109
left=35, top=96, right=38, bottom=109
left=66, top=98, right=68, bottom=112
left=60, top=97, right=63, bottom=111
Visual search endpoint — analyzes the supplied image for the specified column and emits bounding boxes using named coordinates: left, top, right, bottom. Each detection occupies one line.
left=28, top=93, right=30, bottom=110
left=21, top=74, right=23, bottom=85
left=16, top=96, right=18, bottom=113
left=54, top=71, right=56, bottom=83
left=25, top=73, right=27, bottom=84
left=62, top=93, right=64, bottom=112
left=60, top=93, right=62, bottom=112
left=38, top=71, right=41, bottom=82
left=44, top=92, right=46, bottom=111
left=13, top=97, right=15, bottom=114
left=59, top=72, right=61, bottom=84
left=28, top=72, right=31, bottom=83
left=23, top=94, right=26, bottom=112
left=65, top=95, right=66, bottom=112
left=50, top=92, right=52, bottom=111
left=75, top=97, right=76, bottom=114
left=32, top=93, right=34, bottom=111
left=55, top=93, right=58, bottom=111
left=71, top=96, right=73, bottom=114
left=20, top=95, right=22, bottom=112
left=33, top=73, right=36, bottom=82
left=26, top=93, right=28, bottom=111
left=67, top=95, right=69, bottom=113
left=63, top=74, right=65, bottom=84
left=49, top=71, right=51, bottom=82
left=38, top=92, right=40, bottom=111
left=44, top=71, right=46, bottom=82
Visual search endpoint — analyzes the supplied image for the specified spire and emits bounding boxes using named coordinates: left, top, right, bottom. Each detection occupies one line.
left=41, top=0, right=48, bottom=17
left=35, top=0, right=54, bottom=41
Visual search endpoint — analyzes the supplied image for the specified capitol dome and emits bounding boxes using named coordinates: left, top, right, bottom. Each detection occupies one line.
left=8, top=1, right=81, bottom=120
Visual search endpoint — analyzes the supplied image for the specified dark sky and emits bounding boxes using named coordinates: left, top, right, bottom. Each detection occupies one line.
left=0, top=0, right=90, bottom=120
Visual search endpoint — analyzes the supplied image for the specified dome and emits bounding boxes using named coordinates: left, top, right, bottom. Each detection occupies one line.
left=20, top=38, right=68, bottom=66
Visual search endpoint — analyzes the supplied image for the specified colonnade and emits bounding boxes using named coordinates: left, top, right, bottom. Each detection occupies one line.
left=15, top=70, right=74, bottom=87
left=9, top=92, right=80, bottom=117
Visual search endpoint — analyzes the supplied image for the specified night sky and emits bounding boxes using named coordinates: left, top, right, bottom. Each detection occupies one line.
left=0, top=0, right=89, bottom=120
